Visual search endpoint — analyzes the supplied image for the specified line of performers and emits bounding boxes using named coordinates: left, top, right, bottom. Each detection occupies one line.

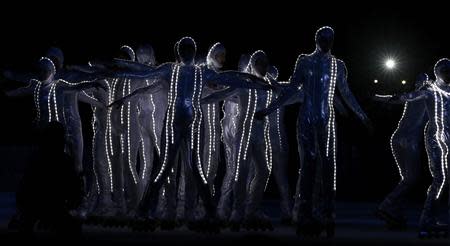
left=3, top=26, right=449, bottom=238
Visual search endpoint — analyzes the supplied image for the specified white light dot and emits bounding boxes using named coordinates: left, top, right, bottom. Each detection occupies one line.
left=374, top=79, right=378, bottom=83
left=401, top=80, right=406, bottom=85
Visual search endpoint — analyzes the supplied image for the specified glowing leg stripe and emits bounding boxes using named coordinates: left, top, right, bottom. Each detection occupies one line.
left=436, top=90, right=446, bottom=199
left=235, top=91, right=252, bottom=181
left=196, top=67, right=207, bottom=184
left=149, top=94, right=160, bottom=155
left=206, top=104, right=212, bottom=178
left=156, top=65, right=178, bottom=182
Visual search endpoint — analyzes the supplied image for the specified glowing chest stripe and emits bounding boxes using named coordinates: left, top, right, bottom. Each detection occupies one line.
left=264, top=77, right=273, bottom=190
left=32, top=79, right=42, bottom=122
left=125, top=79, right=139, bottom=185
left=103, top=79, right=114, bottom=193
left=325, top=57, right=338, bottom=191
left=145, top=79, right=161, bottom=155
left=47, top=82, right=58, bottom=122
left=234, top=88, right=258, bottom=181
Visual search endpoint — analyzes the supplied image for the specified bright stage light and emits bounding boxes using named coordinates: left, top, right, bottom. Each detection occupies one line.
left=385, top=59, right=396, bottom=69
left=401, top=80, right=406, bottom=85
left=374, top=79, right=378, bottom=83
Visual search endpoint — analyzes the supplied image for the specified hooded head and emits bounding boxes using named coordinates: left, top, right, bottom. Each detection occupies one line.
left=315, top=26, right=334, bottom=53
left=434, top=58, right=450, bottom=84
left=45, top=47, right=64, bottom=70
left=136, top=43, right=156, bottom=66
left=38, top=57, right=56, bottom=82
left=177, top=37, right=197, bottom=65
left=206, top=42, right=226, bottom=70
left=118, top=45, right=136, bottom=61
left=249, top=50, right=269, bottom=78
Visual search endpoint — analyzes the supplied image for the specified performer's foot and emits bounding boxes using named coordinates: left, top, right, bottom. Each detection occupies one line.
left=418, top=222, right=449, bottom=239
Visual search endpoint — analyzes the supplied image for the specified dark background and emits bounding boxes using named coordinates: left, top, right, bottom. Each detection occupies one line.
left=0, top=2, right=448, bottom=204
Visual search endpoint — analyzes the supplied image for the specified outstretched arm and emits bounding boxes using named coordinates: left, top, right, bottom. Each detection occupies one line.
left=5, top=82, right=35, bottom=97
left=99, top=60, right=171, bottom=80
left=3, top=70, right=36, bottom=85
left=256, top=85, right=302, bottom=118
left=201, top=87, right=240, bottom=104
left=394, top=90, right=428, bottom=102
left=204, top=69, right=274, bottom=91
left=109, top=79, right=166, bottom=108
left=57, top=79, right=107, bottom=92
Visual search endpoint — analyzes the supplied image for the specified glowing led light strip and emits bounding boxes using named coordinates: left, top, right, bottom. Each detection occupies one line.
left=32, top=80, right=42, bottom=122
left=149, top=94, right=160, bottom=154
left=220, top=103, right=225, bottom=142
left=52, top=82, right=59, bottom=122
left=424, top=122, right=431, bottom=170
left=324, top=57, right=338, bottom=190
left=206, top=104, right=212, bottom=178
left=91, top=109, right=100, bottom=194
left=171, top=66, right=180, bottom=143
left=196, top=66, right=207, bottom=184
left=104, top=79, right=114, bottom=192
left=207, top=42, right=220, bottom=63
left=191, top=64, right=198, bottom=149
left=126, top=79, right=138, bottom=184
left=434, top=85, right=447, bottom=199
left=40, top=57, right=56, bottom=74
left=107, top=79, right=118, bottom=157
left=276, top=109, right=282, bottom=148
left=235, top=84, right=253, bottom=181
left=141, top=136, right=148, bottom=180
left=264, top=87, right=273, bottom=190
left=120, top=134, right=124, bottom=154
left=47, top=83, right=52, bottom=122
left=390, top=102, right=408, bottom=181
left=156, top=64, right=179, bottom=182
left=243, top=90, right=257, bottom=160
left=120, top=45, right=136, bottom=61
left=431, top=85, right=446, bottom=199
left=212, top=104, right=216, bottom=152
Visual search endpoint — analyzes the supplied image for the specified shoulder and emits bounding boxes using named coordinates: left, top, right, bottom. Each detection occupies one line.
left=294, top=54, right=309, bottom=67
left=334, top=58, right=346, bottom=69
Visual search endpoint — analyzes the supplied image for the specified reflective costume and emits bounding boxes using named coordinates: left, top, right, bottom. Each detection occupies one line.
left=393, top=59, right=450, bottom=235
left=5, top=52, right=106, bottom=218
left=203, top=51, right=276, bottom=230
left=216, top=54, right=249, bottom=222
left=266, top=66, right=292, bottom=222
left=108, top=37, right=272, bottom=230
left=374, top=74, right=429, bottom=228
left=258, top=27, right=370, bottom=236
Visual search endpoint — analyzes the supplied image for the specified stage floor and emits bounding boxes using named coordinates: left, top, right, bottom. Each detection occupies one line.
left=0, top=192, right=448, bottom=245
